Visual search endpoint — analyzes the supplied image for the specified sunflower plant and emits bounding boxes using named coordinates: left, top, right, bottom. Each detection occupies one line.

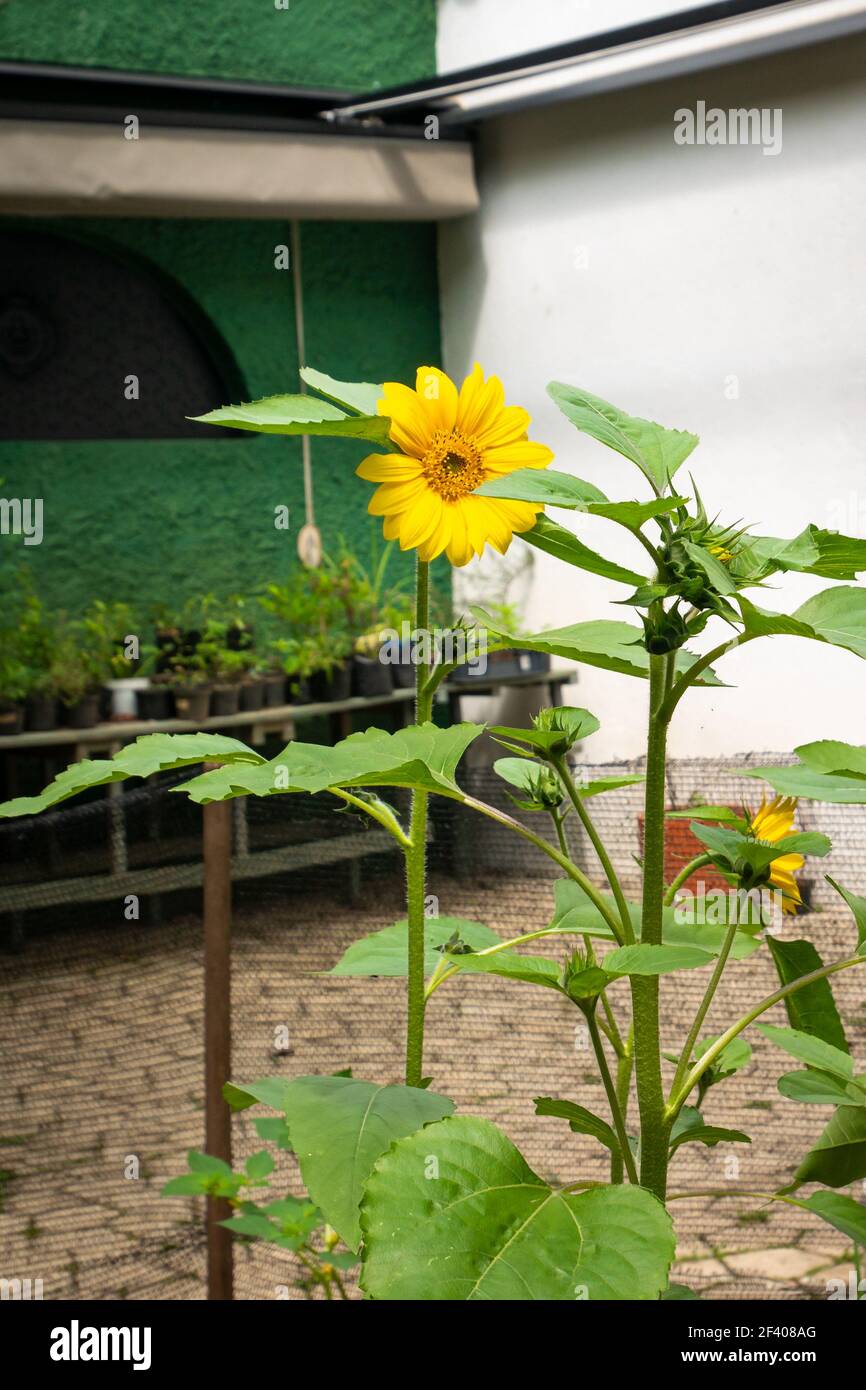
left=5, top=366, right=866, bottom=1299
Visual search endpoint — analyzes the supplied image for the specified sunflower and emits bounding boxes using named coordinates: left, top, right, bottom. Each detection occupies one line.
left=749, top=795, right=803, bottom=914
left=356, top=364, right=553, bottom=567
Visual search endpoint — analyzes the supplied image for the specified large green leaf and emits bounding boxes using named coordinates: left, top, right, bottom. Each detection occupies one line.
left=791, top=1104, right=866, bottom=1188
left=756, top=1025, right=853, bottom=1084
left=189, top=392, right=391, bottom=444
left=360, top=1115, right=674, bottom=1300
left=796, top=740, right=866, bottom=778
left=477, top=469, right=685, bottom=527
left=734, top=526, right=866, bottom=582
left=603, top=944, right=718, bottom=976
left=253, top=1075, right=454, bottom=1252
left=737, top=762, right=866, bottom=805
left=475, top=468, right=608, bottom=509
left=472, top=610, right=723, bottom=685
left=739, top=587, right=866, bottom=661
left=796, top=1190, right=866, bottom=1246
left=328, top=916, right=500, bottom=978
left=548, top=881, right=760, bottom=959
left=533, top=1096, right=620, bottom=1154
left=174, top=722, right=484, bottom=804
left=0, top=732, right=263, bottom=819
left=520, top=515, right=646, bottom=586
left=547, top=382, right=699, bottom=492
left=450, top=951, right=564, bottom=990
left=298, top=367, right=383, bottom=417
left=766, top=938, right=848, bottom=1053
left=777, top=1070, right=865, bottom=1107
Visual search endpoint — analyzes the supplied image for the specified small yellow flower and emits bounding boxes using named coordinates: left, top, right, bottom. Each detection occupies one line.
left=750, top=795, right=803, bottom=914
left=356, top=364, right=553, bottom=567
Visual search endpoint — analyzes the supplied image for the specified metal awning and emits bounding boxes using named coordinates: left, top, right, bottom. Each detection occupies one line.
left=0, top=61, right=478, bottom=220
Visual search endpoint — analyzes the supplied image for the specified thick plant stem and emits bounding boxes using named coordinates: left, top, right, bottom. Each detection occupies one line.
left=404, top=558, right=432, bottom=1087
left=586, top=1012, right=639, bottom=1186
left=631, top=651, right=672, bottom=1199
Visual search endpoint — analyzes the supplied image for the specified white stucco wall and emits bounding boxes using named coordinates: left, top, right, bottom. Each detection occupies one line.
left=437, top=6, right=866, bottom=760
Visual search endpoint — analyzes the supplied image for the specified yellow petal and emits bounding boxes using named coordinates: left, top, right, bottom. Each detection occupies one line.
left=456, top=363, right=505, bottom=437
left=414, top=366, right=458, bottom=435
left=483, top=440, right=554, bottom=472
left=475, top=405, right=532, bottom=452
left=357, top=453, right=423, bottom=482
left=397, top=493, right=443, bottom=551
left=377, top=382, right=433, bottom=459
left=445, top=505, right=474, bottom=567
left=367, top=478, right=428, bottom=517
left=417, top=512, right=452, bottom=563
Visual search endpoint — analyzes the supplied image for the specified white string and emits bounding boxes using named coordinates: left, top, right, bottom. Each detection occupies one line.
left=291, top=219, right=314, bottom=528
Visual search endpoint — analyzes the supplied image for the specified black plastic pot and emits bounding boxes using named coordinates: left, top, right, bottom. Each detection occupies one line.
left=514, top=648, right=551, bottom=674
left=138, top=686, right=172, bottom=721
left=65, top=693, right=102, bottom=729
left=0, top=699, right=24, bottom=735
left=240, top=679, right=265, bottom=713
left=352, top=654, right=393, bottom=699
left=211, top=684, right=241, bottom=718
left=262, top=673, right=286, bottom=708
left=25, top=695, right=59, bottom=732
left=309, top=661, right=352, bottom=703
left=173, top=687, right=211, bottom=722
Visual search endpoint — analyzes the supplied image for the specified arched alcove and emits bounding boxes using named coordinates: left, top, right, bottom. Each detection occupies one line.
left=0, top=227, right=245, bottom=440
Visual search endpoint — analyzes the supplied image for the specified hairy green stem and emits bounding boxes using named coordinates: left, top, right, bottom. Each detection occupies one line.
left=404, top=558, right=432, bottom=1087
left=663, top=853, right=714, bottom=906
left=609, top=1026, right=634, bottom=1184
left=668, top=954, right=866, bottom=1114
left=586, top=1011, right=639, bottom=1185
left=631, top=649, right=672, bottom=1199
left=555, top=757, right=635, bottom=945
left=668, top=913, right=740, bottom=1105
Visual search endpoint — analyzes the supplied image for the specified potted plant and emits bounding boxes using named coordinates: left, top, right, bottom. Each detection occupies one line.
left=0, top=645, right=27, bottom=735
left=81, top=599, right=149, bottom=720
left=270, top=635, right=316, bottom=704
left=52, top=624, right=104, bottom=729
left=16, top=581, right=62, bottom=731
left=198, top=608, right=256, bottom=718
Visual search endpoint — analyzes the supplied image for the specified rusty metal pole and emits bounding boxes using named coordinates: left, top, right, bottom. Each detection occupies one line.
left=202, top=789, right=233, bottom=1300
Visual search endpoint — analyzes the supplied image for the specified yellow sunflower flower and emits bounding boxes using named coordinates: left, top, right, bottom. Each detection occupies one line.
left=749, top=795, right=804, bottom=914
left=356, top=364, right=553, bottom=567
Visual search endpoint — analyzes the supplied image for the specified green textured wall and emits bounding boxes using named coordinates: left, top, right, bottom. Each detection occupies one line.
left=0, top=0, right=440, bottom=616
left=0, top=0, right=436, bottom=89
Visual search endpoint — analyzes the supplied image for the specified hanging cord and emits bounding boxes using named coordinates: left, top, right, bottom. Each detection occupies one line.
left=291, top=219, right=315, bottom=528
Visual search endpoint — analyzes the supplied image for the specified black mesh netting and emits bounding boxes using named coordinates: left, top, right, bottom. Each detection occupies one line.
left=1, top=746, right=865, bottom=1301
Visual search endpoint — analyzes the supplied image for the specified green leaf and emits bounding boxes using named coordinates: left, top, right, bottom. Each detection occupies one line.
left=766, top=938, right=848, bottom=1052
left=669, top=1107, right=750, bottom=1153
left=187, top=1149, right=233, bottom=1177
left=223, top=1076, right=292, bottom=1113
left=737, top=762, right=866, bottom=805
left=547, top=382, right=699, bottom=492
left=253, top=1116, right=293, bottom=1150
left=175, top=722, right=484, bottom=804
left=735, top=526, right=866, bottom=582
left=275, top=1075, right=454, bottom=1252
left=533, top=1096, right=620, bottom=1154
left=475, top=468, right=608, bottom=509
left=298, top=367, right=383, bottom=417
left=327, top=916, right=501, bottom=978
left=756, top=1024, right=853, bottom=1083
left=244, top=1150, right=275, bottom=1181
left=472, top=610, right=723, bottom=685
left=161, top=1173, right=210, bottom=1196
left=739, top=587, right=866, bottom=661
left=777, top=1070, right=866, bottom=1107
left=580, top=774, right=646, bottom=798
left=792, top=1104, right=866, bottom=1188
left=796, top=740, right=866, bottom=778
left=189, top=392, right=391, bottom=444
left=520, top=515, right=646, bottom=586
left=450, top=952, right=564, bottom=990
left=0, top=733, right=264, bottom=819
left=689, top=820, right=831, bottom=875
left=826, top=877, right=866, bottom=949
left=663, top=1283, right=702, bottom=1300
left=360, top=1115, right=675, bottom=1300
left=547, top=881, right=760, bottom=960
left=666, top=804, right=748, bottom=830
left=796, top=1190, right=866, bottom=1246
left=695, top=1035, right=753, bottom=1081
left=603, top=944, right=718, bottom=976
